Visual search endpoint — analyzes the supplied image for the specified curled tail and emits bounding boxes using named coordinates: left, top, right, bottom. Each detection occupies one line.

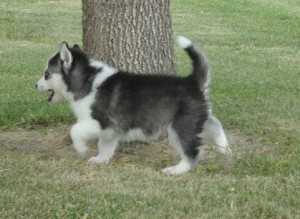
left=177, top=36, right=210, bottom=93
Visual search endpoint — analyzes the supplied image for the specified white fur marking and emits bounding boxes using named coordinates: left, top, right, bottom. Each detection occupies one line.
left=60, top=43, right=72, bottom=68
left=70, top=64, right=117, bottom=121
left=177, top=36, right=192, bottom=49
left=37, top=77, right=49, bottom=92
left=119, top=128, right=160, bottom=142
left=200, top=114, right=232, bottom=157
left=37, top=73, right=73, bottom=102
left=70, top=120, right=102, bottom=154
left=71, top=92, right=96, bottom=121
left=162, top=159, right=192, bottom=175
left=90, top=59, right=105, bottom=69
left=163, top=126, right=193, bottom=175
left=88, top=139, right=118, bottom=164
left=92, top=64, right=118, bottom=90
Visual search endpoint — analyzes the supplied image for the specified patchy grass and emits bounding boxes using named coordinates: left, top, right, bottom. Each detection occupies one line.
left=1, top=128, right=299, bottom=218
left=0, top=0, right=300, bottom=218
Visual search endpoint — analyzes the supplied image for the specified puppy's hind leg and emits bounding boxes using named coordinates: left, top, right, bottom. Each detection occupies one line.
left=201, top=115, right=232, bottom=157
left=88, top=139, right=118, bottom=164
left=162, top=126, right=199, bottom=175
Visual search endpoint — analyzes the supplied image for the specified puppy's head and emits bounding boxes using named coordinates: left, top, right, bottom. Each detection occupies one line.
left=36, top=42, right=83, bottom=103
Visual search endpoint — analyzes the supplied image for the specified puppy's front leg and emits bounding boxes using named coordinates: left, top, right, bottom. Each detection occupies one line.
left=70, top=120, right=101, bottom=154
left=88, top=139, right=118, bottom=164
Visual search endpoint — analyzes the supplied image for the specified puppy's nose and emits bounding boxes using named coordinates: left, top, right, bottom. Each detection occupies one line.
left=35, top=84, right=38, bottom=89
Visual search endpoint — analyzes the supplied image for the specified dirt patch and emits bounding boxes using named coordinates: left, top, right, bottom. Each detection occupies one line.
left=0, top=127, right=71, bottom=152
left=0, top=127, right=256, bottom=167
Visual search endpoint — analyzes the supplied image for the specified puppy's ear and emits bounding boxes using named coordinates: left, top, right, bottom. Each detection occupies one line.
left=73, top=44, right=80, bottom=49
left=60, top=42, right=73, bottom=69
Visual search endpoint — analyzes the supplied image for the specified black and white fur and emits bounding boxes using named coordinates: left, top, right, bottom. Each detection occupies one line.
left=36, top=36, right=231, bottom=175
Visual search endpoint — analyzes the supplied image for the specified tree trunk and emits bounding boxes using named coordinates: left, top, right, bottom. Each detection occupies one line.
left=82, top=0, right=174, bottom=75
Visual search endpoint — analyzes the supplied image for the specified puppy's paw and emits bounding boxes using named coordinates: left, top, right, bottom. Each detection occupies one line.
left=88, top=156, right=109, bottom=165
left=161, top=165, right=190, bottom=175
left=162, top=166, right=177, bottom=176
left=213, top=145, right=233, bottom=158
left=74, top=145, right=88, bottom=155
left=225, top=147, right=233, bottom=157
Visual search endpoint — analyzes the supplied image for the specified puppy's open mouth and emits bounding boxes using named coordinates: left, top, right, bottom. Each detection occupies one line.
left=47, top=89, right=54, bottom=102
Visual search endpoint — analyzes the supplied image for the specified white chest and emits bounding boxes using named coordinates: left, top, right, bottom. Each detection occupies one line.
left=71, top=93, right=96, bottom=121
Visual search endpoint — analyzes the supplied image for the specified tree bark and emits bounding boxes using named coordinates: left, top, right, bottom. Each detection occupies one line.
left=82, top=0, right=174, bottom=74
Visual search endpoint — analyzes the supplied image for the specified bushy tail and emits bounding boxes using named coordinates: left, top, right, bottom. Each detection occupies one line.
left=177, top=36, right=209, bottom=93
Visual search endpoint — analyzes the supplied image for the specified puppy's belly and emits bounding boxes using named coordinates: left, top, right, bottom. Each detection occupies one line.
left=118, top=128, right=161, bottom=142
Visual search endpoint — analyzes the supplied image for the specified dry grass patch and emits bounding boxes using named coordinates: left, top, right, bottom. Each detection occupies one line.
left=0, top=127, right=251, bottom=171
left=1, top=128, right=299, bottom=218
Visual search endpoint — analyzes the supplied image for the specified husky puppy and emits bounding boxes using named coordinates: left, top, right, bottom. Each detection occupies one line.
left=36, top=36, right=231, bottom=175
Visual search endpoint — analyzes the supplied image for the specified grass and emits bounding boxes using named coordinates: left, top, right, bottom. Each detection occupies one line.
left=0, top=0, right=80, bottom=128
left=0, top=0, right=300, bottom=218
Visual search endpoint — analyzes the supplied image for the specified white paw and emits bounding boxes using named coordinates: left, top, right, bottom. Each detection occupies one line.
left=214, top=145, right=233, bottom=157
left=177, top=36, right=192, bottom=49
left=162, top=166, right=178, bottom=176
left=88, top=156, right=109, bottom=165
left=162, top=161, right=192, bottom=175
left=73, top=145, right=88, bottom=155
left=226, top=147, right=233, bottom=157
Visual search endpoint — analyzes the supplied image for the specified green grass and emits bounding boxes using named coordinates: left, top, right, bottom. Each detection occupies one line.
left=1, top=141, right=299, bottom=218
left=0, top=0, right=81, bottom=128
left=1, top=0, right=300, bottom=218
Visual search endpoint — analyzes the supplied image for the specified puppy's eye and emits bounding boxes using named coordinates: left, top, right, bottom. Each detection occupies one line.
left=44, top=71, right=50, bottom=80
